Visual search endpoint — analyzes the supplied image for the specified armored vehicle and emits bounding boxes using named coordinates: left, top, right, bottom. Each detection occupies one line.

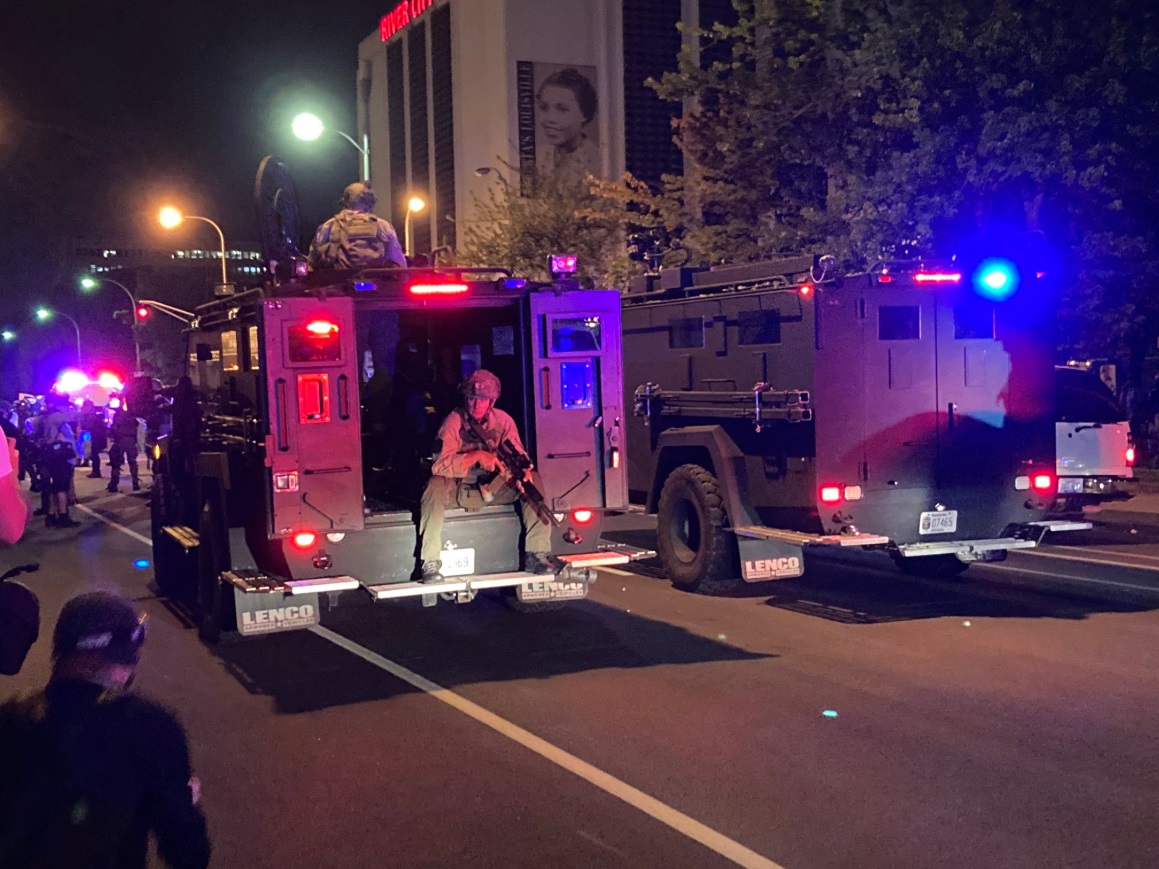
left=150, top=159, right=645, bottom=641
left=623, top=255, right=1087, bottom=592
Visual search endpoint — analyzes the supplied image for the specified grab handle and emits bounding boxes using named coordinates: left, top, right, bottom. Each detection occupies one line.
left=540, top=366, right=552, bottom=410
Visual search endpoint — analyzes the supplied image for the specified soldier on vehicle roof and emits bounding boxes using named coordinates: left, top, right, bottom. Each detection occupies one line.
left=307, top=182, right=406, bottom=270
left=417, top=369, right=554, bottom=582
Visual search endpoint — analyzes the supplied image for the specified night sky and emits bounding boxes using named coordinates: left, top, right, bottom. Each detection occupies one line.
left=1, top=0, right=389, bottom=237
left=0, top=0, right=391, bottom=386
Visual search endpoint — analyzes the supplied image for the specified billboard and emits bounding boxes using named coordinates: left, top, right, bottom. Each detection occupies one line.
left=517, top=61, right=600, bottom=192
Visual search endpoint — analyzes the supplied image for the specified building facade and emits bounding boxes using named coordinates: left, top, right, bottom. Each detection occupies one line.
left=357, top=0, right=733, bottom=255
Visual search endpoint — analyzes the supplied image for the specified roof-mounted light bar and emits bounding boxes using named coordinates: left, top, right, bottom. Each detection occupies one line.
left=409, top=282, right=470, bottom=295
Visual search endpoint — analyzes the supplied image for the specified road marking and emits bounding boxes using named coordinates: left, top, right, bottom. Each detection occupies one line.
left=600, top=566, right=637, bottom=578
left=1015, top=547, right=1159, bottom=572
left=310, top=624, right=785, bottom=869
left=974, top=562, right=1159, bottom=594
left=74, top=502, right=153, bottom=545
left=1048, top=545, right=1159, bottom=565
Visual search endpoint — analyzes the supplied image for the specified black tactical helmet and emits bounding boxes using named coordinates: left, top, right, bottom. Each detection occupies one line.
left=342, top=182, right=376, bottom=211
left=53, top=591, right=147, bottom=666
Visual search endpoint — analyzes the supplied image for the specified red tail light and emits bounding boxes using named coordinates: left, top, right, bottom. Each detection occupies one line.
left=913, top=272, right=962, bottom=285
left=1126, top=446, right=1136, bottom=466
left=1032, top=473, right=1054, bottom=493
left=409, top=283, right=469, bottom=295
left=820, top=486, right=842, bottom=503
left=291, top=531, right=317, bottom=549
left=799, top=284, right=814, bottom=297
left=571, top=509, right=594, bottom=525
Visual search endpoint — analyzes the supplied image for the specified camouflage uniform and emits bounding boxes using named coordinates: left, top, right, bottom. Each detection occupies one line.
left=307, top=183, right=405, bottom=270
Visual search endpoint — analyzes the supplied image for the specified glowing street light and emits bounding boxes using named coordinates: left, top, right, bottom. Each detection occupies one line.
left=79, top=275, right=141, bottom=373
left=292, top=111, right=370, bottom=183
left=158, top=207, right=229, bottom=286
left=1, top=330, right=15, bottom=342
left=404, top=195, right=427, bottom=259
left=34, top=306, right=82, bottom=367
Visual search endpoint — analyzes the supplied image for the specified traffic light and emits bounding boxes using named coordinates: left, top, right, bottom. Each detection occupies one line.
left=135, top=304, right=151, bottom=322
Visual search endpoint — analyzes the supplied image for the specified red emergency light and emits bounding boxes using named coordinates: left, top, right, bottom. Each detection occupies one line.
left=306, top=320, right=338, bottom=336
left=1126, top=445, right=1136, bottom=466
left=819, top=485, right=842, bottom=503
left=913, top=272, right=962, bottom=285
left=1032, top=473, right=1054, bottom=493
left=799, top=284, right=814, bottom=297
left=571, top=509, right=594, bottom=525
left=409, top=283, right=469, bottom=296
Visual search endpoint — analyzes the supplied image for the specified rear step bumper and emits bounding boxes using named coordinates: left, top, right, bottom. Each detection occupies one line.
left=895, top=519, right=1093, bottom=558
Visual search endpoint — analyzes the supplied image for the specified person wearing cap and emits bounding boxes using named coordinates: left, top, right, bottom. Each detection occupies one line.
left=0, top=591, right=211, bottom=868
left=307, top=181, right=406, bottom=270
left=417, top=369, right=553, bottom=582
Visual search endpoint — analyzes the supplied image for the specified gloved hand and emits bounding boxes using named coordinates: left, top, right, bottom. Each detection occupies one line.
left=467, top=450, right=500, bottom=473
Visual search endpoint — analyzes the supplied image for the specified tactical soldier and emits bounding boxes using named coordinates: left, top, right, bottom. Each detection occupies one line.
left=307, top=182, right=406, bottom=270
left=0, top=591, right=211, bottom=868
left=107, top=408, right=141, bottom=493
left=418, top=370, right=553, bottom=582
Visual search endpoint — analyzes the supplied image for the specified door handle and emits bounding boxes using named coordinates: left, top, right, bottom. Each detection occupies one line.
left=947, top=402, right=957, bottom=430
left=274, top=378, right=289, bottom=450
left=540, top=366, right=552, bottom=410
left=337, top=374, right=350, bottom=420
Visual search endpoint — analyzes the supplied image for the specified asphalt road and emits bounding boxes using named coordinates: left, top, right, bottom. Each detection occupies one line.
left=3, top=475, right=1159, bottom=868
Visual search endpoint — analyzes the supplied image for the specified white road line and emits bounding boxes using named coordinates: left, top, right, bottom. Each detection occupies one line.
left=977, top=562, right=1159, bottom=593
left=89, top=505, right=785, bottom=868
left=310, top=624, right=785, bottom=869
left=1014, top=548, right=1159, bottom=571
left=74, top=502, right=153, bottom=545
left=1046, top=546, right=1159, bottom=564
left=600, top=566, right=637, bottom=578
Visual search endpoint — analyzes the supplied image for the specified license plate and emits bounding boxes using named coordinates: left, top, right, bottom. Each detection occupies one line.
left=517, top=580, right=587, bottom=602
left=1058, top=477, right=1083, bottom=494
left=919, top=510, right=958, bottom=535
left=440, top=547, right=475, bottom=577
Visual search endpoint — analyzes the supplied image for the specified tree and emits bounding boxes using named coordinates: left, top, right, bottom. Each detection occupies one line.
left=456, top=168, right=634, bottom=288
left=637, top=0, right=1159, bottom=364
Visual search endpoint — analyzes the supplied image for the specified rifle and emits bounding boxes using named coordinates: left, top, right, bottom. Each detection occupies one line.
left=463, top=414, right=560, bottom=528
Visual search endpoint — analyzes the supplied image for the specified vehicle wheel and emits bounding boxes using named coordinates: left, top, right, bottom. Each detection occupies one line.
left=656, top=464, right=738, bottom=594
left=893, top=553, right=971, bottom=579
left=197, top=495, right=229, bottom=643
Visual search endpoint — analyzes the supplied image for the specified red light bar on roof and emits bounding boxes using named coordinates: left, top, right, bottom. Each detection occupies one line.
left=409, top=283, right=469, bottom=296
left=913, top=272, right=962, bottom=285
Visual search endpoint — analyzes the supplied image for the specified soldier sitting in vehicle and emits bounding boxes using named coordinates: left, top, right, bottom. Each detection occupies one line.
left=417, top=369, right=553, bottom=582
left=307, top=182, right=407, bottom=270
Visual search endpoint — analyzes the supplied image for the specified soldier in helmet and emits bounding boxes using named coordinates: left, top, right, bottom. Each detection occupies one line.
left=417, top=369, right=553, bottom=582
left=307, top=181, right=406, bottom=270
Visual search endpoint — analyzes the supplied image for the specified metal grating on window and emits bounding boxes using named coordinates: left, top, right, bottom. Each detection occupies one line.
left=408, top=23, right=431, bottom=257
left=431, top=5, right=456, bottom=249
left=387, top=42, right=406, bottom=232
left=622, top=0, right=683, bottom=185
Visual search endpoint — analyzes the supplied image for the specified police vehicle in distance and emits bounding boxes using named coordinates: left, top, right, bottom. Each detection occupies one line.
left=150, top=158, right=646, bottom=641
left=622, top=251, right=1088, bottom=592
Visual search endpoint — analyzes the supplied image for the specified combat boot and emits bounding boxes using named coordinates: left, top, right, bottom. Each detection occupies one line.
left=525, top=552, right=560, bottom=576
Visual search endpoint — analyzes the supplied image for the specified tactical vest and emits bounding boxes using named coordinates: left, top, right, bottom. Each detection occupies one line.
left=322, top=212, right=387, bottom=268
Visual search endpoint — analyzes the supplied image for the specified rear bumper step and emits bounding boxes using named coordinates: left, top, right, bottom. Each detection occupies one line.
left=162, top=525, right=200, bottom=550
left=735, top=526, right=890, bottom=547
left=364, top=571, right=544, bottom=601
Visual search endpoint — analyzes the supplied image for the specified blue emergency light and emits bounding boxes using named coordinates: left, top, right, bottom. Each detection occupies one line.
left=972, top=258, right=1020, bottom=301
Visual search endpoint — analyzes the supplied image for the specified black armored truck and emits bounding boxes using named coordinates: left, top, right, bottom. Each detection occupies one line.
left=150, top=159, right=646, bottom=641
left=623, top=254, right=1088, bottom=592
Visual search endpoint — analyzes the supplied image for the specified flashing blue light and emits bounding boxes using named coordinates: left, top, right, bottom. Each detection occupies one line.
left=133, top=559, right=150, bottom=569
left=972, top=258, right=1020, bottom=301
left=822, top=709, right=839, bottom=719
left=353, top=281, right=376, bottom=292
left=505, top=278, right=527, bottom=290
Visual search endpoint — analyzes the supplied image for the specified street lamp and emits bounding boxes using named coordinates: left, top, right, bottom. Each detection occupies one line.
left=292, top=111, right=370, bottom=183
left=404, top=195, right=426, bottom=259
left=158, top=207, right=229, bottom=286
left=79, top=275, right=141, bottom=374
left=34, top=307, right=82, bottom=368
left=1, top=330, right=15, bottom=342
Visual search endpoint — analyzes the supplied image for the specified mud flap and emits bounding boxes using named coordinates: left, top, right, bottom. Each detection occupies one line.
left=737, top=536, right=805, bottom=581
left=233, top=588, right=321, bottom=636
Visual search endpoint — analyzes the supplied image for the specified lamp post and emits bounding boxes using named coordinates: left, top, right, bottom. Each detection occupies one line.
left=292, top=112, right=370, bottom=182
left=158, top=207, right=229, bottom=286
left=34, top=307, right=82, bottom=368
left=79, top=275, right=141, bottom=374
left=404, top=195, right=427, bottom=259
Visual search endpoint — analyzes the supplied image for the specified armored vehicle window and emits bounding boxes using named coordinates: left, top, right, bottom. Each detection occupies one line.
left=737, top=310, right=782, bottom=345
left=221, top=330, right=240, bottom=372
left=551, top=317, right=602, bottom=353
left=878, top=305, right=920, bottom=341
left=1056, top=367, right=1125, bottom=423
left=247, top=325, right=260, bottom=371
left=669, top=317, right=704, bottom=349
left=954, top=303, right=996, bottom=340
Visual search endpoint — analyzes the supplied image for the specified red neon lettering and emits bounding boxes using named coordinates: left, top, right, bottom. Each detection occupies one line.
left=381, top=0, right=432, bottom=41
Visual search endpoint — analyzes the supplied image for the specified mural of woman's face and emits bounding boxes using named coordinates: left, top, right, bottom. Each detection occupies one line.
left=537, top=84, right=587, bottom=150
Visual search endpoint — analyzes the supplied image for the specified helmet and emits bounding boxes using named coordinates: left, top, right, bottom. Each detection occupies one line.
left=342, top=182, right=376, bottom=211
left=461, top=369, right=501, bottom=401
left=0, top=581, right=40, bottom=676
left=53, top=591, right=147, bottom=665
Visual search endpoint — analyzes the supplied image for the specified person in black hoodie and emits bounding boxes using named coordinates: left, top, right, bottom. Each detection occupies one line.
left=0, top=591, right=210, bottom=868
